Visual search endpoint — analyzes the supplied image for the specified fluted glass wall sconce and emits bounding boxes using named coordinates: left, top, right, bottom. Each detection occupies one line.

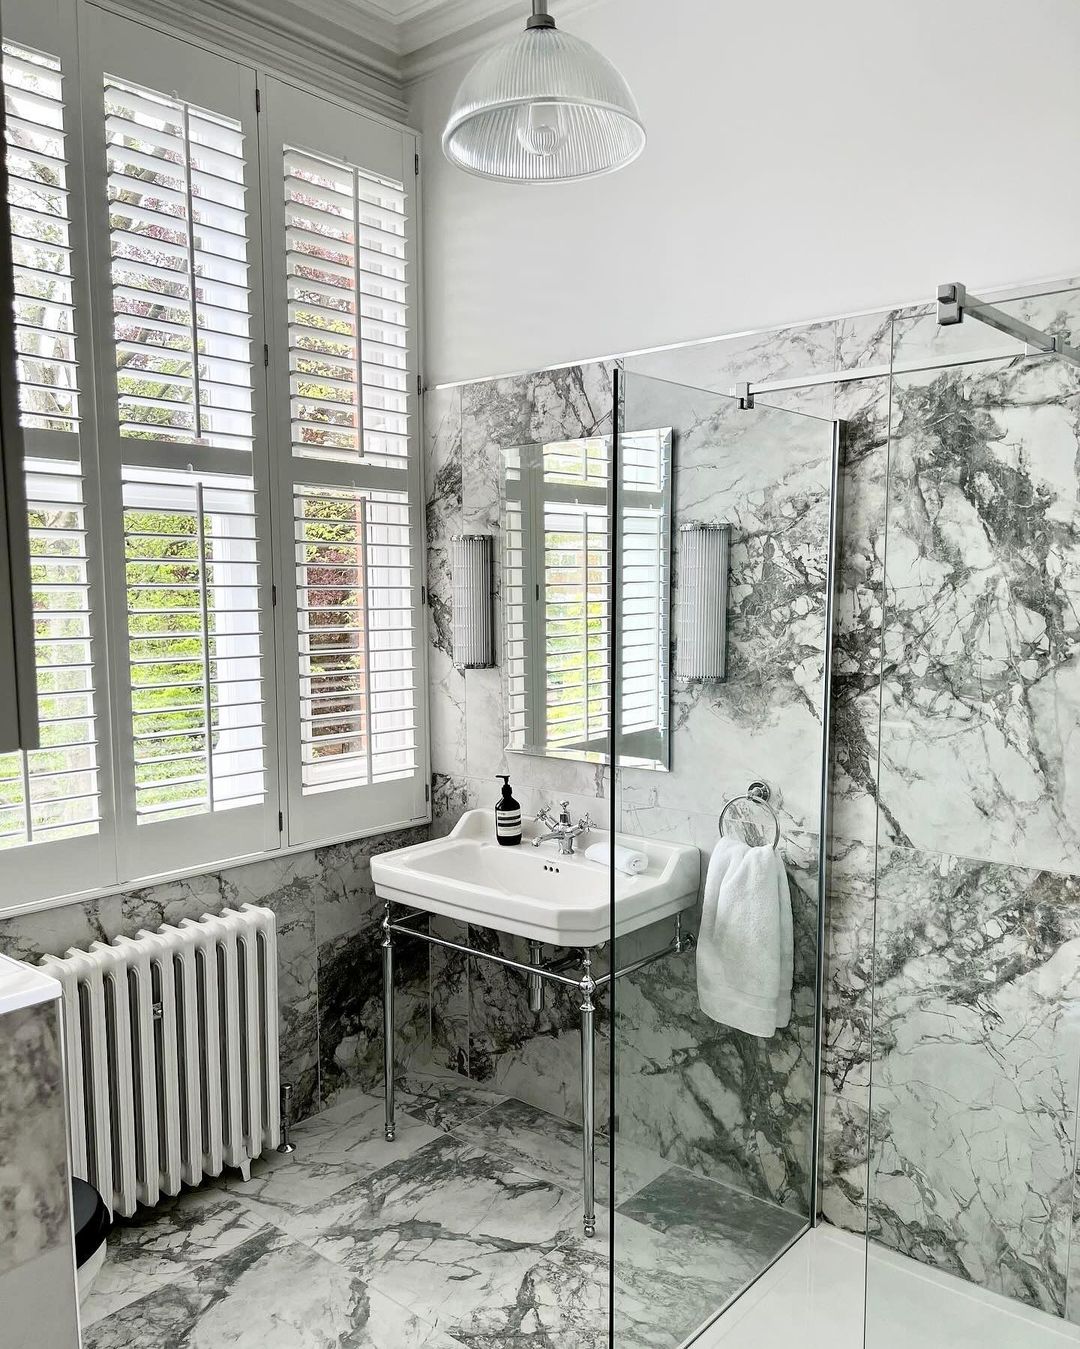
left=674, top=523, right=731, bottom=681
left=452, top=534, right=495, bottom=669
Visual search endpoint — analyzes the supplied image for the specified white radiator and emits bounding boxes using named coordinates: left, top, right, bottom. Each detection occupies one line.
left=41, top=904, right=280, bottom=1218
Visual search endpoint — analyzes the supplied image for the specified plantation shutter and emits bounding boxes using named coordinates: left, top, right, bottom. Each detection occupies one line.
left=543, top=500, right=610, bottom=752
left=0, top=14, right=114, bottom=902
left=83, top=10, right=278, bottom=880
left=265, top=78, right=426, bottom=845
left=617, top=430, right=669, bottom=744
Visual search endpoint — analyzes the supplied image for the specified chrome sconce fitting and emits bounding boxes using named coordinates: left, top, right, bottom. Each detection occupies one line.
left=674, top=522, right=731, bottom=681
left=452, top=534, right=495, bottom=669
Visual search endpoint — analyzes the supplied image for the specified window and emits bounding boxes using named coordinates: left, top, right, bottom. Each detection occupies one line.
left=0, top=2, right=425, bottom=910
left=265, top=78, right=425, bottom=845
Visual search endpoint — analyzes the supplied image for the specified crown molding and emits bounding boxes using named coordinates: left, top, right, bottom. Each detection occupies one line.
left=101, top=0, right=409, bottom=123
left=98, top=0, right=609, bottom=107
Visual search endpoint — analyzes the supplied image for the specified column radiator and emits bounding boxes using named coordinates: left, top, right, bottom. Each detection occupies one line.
left=41, top=904, right=280, bottom=1218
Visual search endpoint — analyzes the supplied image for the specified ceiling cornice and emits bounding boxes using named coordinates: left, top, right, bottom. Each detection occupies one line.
left=100, top=0, right=607, bottom=120
left=103, top=0, right=409, bottom=123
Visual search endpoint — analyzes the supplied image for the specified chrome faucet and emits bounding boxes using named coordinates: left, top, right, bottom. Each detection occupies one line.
left=533, top=801, right=592, bottom=855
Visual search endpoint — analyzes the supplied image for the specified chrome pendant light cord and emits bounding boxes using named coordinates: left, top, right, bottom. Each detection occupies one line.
left=527, top=0, right=555, bottom=30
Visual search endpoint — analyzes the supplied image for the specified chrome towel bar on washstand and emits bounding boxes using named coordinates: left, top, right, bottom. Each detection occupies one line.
left=718, top=780, right=781, bottom=849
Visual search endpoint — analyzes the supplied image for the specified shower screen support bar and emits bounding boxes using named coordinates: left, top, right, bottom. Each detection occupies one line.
left=937, top=281, right=1080, bottom=367
left=380, top=899, right=695, bottom=1238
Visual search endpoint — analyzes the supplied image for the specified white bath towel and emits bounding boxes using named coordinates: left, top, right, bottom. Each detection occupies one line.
left=695, top=836, right=793, bottom=1037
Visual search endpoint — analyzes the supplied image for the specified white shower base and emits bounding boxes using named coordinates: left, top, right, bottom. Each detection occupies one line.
left=687, top=1224, right=1080, bottom=1349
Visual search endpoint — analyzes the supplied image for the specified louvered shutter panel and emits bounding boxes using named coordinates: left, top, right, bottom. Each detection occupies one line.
left=618, top=431, right=668, bottom=739
left=294, top=485, right=416, bottom=791
left=284, top=148, right=409, bottom=469
left=122, top=470, right=265, bottom=822
left=543, top=500, right=610, bottom=750
left=0, top=37, right=106, bottom=877
left=3, top=42, right=78, bottom=434
left=104, top=77, right=254, bottom=455
left=83, top=6, right=278, bottom=879
left=0, top=459, right=99, bottom=845
left=266, top=77, right=425, bottom=845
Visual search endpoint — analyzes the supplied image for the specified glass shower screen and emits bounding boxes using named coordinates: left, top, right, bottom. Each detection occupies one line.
left=608, top=366, right=838, bottom=1346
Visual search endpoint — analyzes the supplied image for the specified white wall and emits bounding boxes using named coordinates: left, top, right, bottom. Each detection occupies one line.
left=409, top=0, right=1080, bottom=387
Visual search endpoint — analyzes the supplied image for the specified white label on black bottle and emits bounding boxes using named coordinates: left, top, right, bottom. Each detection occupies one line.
left=496, top=809, right=521, bottom=838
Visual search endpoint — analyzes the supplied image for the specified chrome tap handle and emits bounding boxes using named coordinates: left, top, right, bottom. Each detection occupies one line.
left=578, top=812, right=592, bottom=832
left=535, top=804, right=554, bottom=824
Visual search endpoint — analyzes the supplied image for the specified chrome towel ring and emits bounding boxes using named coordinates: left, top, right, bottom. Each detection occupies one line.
left=718, top=781, right=781, bottom=850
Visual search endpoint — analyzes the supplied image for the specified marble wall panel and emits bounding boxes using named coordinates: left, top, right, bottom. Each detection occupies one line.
left=0, top=997, right=80, bottom=1347
left=878, top=353, right=1080, bottom=871
left=612, top=809, right=821, bottom=1212
left=866, top=846, right=1080, bottom=1316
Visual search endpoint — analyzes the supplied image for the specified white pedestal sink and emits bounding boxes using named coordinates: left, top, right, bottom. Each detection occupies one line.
left=371, top=808, right=700, bottom=946
left=372, top=808, right=700, bottom=1240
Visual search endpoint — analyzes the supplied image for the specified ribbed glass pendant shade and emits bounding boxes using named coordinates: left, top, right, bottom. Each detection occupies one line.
left=443, top=7, right=645, bottom=184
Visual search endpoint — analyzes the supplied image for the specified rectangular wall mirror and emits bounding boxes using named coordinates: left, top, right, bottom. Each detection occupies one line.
left=501, top=429, right=673, bottom=770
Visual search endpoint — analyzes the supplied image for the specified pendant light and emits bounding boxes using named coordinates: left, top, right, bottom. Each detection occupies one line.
left=442, top=0, right=645, bottom=185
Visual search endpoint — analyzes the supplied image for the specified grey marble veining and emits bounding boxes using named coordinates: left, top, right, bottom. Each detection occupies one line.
left=0, top=996, right=80, bottom=1349
left=877, top=354, right=1080, bottom=871
left=0, top=1000, right=70, bottom=1276
left=865, top=846, right=1080, bottom=1316
left=82, top=1059, right=792, bottom=1349
left=612, top=820, right=821, bottom=1211
left=84, top=1226, right=468, bottom=1349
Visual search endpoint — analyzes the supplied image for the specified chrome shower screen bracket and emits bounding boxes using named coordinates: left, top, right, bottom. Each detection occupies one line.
left=937, top=281, right=1080, bottom=368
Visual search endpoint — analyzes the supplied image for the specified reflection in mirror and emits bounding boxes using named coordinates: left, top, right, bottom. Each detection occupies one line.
left=501, top=429, right=672, bottom=770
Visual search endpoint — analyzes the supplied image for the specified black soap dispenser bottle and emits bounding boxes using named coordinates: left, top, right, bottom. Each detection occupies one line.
left=495, top=774, right=522, bottom=846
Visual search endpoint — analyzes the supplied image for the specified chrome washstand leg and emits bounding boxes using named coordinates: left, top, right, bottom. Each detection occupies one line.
left=579, top=952, right=597, bottom=1239
left=382, top=901, right=396, bottom=1143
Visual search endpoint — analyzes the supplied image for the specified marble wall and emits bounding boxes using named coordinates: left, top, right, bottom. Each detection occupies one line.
left=0, top=828, right=430, bottom=1127
left=0, top=994, right=81, bottom=1347
left=821, top=286, right=1080, bottom=1321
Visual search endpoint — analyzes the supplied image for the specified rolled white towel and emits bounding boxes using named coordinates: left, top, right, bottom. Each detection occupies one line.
left=584, top=842, right=648, bottom=875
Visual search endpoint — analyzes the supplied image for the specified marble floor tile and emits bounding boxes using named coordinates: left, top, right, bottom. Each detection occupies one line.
left=287, top=1083, right=445, bottom=1167
left=281, top=1134, right=585, bottom=1334
left=397, top=1063, right=510, bottom=1131
left=82, top=1226, right=467, bottom=1349
left=617, top=1166, right=808, bottom=1290
left=457, top=1096, right=669, bottom=1206
left=457, top=1211, right=746, bottom=1349
left=80, top=1190, right=272, bottom=1328
left=83, top=1065, right=800, bottom=1349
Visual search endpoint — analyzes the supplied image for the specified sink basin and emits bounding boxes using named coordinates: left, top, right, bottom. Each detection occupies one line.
left=371, top=809, right=700, bottom=947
